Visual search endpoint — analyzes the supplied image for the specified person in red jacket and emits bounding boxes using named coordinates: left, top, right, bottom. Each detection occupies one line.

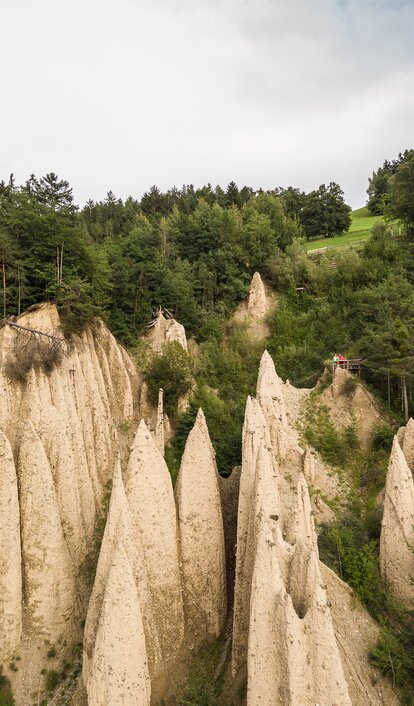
left=337, top=353, right=347, bottom=368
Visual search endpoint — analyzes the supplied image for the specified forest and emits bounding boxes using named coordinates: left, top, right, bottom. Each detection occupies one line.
left=0, top=152, right=414, bottom=473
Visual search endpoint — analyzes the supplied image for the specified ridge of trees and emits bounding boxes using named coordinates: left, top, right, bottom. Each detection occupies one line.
left=0, top=174, right=350, bottom=343
left=1, top=162, right=413, bottom=421
left=366, top=148, right=414, bottom=217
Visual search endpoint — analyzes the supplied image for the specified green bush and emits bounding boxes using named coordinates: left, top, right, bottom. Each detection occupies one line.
left=301, top=397, right=359, bottom=468
left=370, top=626, right=414, bottom=693
left=0, top=666, right=14, bottom=706
left=372, top=421, right=395, bottom=451
left=177, top=673, right=217, bottom=706
left=163, top=322, right=264, bottom=479
left=318, top=515, right=384, bottom=612
left=143, top=342, right=193, bottom=417
left=167, top=386, right=245, bottom=480
left=44, top=669, right=60, bottom=691
left=162, top=642, right=222, bottom=706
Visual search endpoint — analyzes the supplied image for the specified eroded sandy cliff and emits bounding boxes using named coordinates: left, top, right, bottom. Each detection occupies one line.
left=380, top=436, right=414, bottom=605
left=0, top=302, right=403, bottom=706
left=175, top=409, right=227, bottom=646
left=0, top=304, right=141, bottom=702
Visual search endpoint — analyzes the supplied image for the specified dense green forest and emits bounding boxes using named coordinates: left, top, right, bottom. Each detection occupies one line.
left=0, top=174, right=351, bottom=340
left=367, top=149, right=414, bottom=217
left=0, top=152, right=413, bottom=466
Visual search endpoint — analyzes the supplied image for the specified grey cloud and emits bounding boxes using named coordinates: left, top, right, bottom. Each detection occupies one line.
left=0, top=0, right=413, bottom=208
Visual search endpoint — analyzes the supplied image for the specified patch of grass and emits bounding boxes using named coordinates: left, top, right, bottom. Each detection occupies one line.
left=299, top=393, right=359, bottom=469
left=318, top=515, right=385, bottom=611
left=305, top=229, right=373, bottom=252
left=118, top=419, right=132, bottom=434
left=162, top=641, right=224, bottom=706
left=0, top=666, right=14, bottom=706
left=370, top=624, right=414, bottom=702
left=350, top=208, right=382, bottom=232
left=44, top=670, right=60, bottom=691
left=79, top=478, right=112, bottom=587
left=305, top=207, right=383, bottom=252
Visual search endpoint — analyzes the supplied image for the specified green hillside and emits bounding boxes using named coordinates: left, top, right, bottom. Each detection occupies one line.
left=305, top=207, right=382, bottom=252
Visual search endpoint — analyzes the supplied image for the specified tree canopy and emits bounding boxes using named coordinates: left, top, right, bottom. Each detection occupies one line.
left=366, top=149, right=413, bottom=216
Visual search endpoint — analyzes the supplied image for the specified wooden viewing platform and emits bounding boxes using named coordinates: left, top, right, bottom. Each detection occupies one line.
left=335, top=358, right=362, bottom=375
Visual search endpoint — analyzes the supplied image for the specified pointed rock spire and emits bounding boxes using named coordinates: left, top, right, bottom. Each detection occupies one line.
left=232, top=398, right=271, bottom=677
left=35, top=402, right=90, bottom=565
left=83, top=457, right=162, bottom=687
left=402, top=417, right=414, bottom=471
left=331, top=365, right=350, bottom=398
left=247, top=518, right=287, bottom=706
left=232, top=437, right=281, bottom=677
left=303, top=445, right=315, bottom=484
left=246, top=511, right=352, bottom=705
left=83, top=457, right=127, bottom=683
left=247, top=272, right=267, bottom=320
left=380, top=436, right=414, bottom=605
left=92, top=320, right=135, bottom=423
left=150, top=310, right=188, bottom=351
left=18, top=421, right=76, bottom=640
left=235, top=397, right=271, bottom=578
left=0, top=430, right=22, bottom=659
left=154, top=388, right=165, bottom=455
left=165, top=318, right=188, bottom=350
left=87, top=542, right=151, bottom=706
left=175, top=409, right=227, bottom=645
left=287, top=473, right=317, bottom=550
left=125, top=420, right=184, bottom=661
left=302, top=550, right=352, bottom=705
left=256, top=350, right=289, bottom=459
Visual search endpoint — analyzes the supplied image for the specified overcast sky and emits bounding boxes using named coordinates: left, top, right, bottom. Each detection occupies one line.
left=1, top=0, right=413, bottom=208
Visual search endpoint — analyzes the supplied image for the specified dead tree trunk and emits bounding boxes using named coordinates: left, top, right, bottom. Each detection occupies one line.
left=17, top=266, right=21, bottom=316
left=402, top=374, right=409, bottom=422
left=2, top=260, right=6, bottom=319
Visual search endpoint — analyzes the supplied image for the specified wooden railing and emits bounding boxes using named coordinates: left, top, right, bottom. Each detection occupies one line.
left=334, top=358, right=362, bottom=373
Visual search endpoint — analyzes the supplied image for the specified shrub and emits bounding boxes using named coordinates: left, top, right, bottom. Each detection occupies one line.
left=163, top=642, right=222, bottom=706
left=44, top=669, right=60, bottom=691
left=372, top=421, right=395, bottom=451
left=4, top=328, right=64, bottom=383
left=0, top=667, right=14, bottom=706
left=79, top=478, right=112, bottom=588
left=318, top=515, right=384, bottom=612
left=370, top=626, right=414, bottom=692
left=301, top=396, right=359, bottom=468
left=167, top=386, right=245, bottom=479
left=319, top=510, right=414, bottom=702
left=143, top=342, right=193, bottom=416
